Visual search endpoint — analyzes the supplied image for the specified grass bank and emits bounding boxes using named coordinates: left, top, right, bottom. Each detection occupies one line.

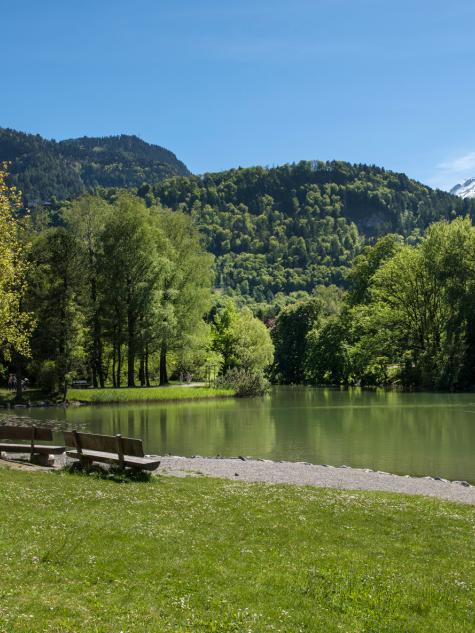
left=0, top=467, right=473, bottom=632
left=67, top=385, right=235, bottom=404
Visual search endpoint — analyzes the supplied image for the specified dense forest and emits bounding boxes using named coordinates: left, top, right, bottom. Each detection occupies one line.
left=0, top=128, right=190, bottom=206
left=272, top=218, right=475, bottom=390
left=3, top=128, right=474, bottom=307
left=4, top=128, right=475, bottom=394
left=147, top=161, right=475, bottom=303
left=0, top=166, right=273, bottom=397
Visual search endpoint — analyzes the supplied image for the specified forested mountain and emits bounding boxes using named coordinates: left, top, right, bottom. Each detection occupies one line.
left=4, top=128, right=474, bottom=305
left=144, top=161, right=475, bottom=302
left=0, top=128, right=190, bottom=205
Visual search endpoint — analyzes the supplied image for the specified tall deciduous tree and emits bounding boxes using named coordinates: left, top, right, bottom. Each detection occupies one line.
left=100, top=193, right=163, bottom=387
left=271, top=298, right=321, bottom=383
left=155, top=210, right=213, bottom=384
left=0, top=165, right=33, bottom=361
left=61, top=195, right=113, bottom=387
left=28, top=227, right=84, bottom=397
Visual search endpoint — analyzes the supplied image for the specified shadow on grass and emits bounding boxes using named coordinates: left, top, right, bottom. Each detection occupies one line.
left=60, top=461, right=153, bottom=483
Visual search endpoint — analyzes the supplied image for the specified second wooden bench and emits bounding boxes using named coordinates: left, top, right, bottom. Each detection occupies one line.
left=63, top=431, right=160, bottom=471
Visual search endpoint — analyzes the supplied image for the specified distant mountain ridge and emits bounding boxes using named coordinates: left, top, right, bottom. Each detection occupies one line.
left=451, top=178, right=475, bottom=199
left=147, top=161, right=475, bottom=302
left=3, top=126, right=475, bottom=304
left=0, top=128, right=190, bottom=204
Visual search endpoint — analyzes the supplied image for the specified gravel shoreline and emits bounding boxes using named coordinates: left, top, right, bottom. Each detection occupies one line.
left=158, top=456, right=475, bottom=505
left=2, top=453, right=474, bottom=505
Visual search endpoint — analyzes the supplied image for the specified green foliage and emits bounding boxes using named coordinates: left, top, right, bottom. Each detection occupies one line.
left=299, top=217, right=475, bottom=390
left=0, top=165, right=34, bottom=360
left=26, top=226, right=86, bottom=396
left=211, top=302, right=274, bottom=374
left=0, top=469, right=474, bottom=632
left=149, top=161, right=475, bottom=302
left=0, top=128, right=190, bottom=206
left=271, top=297, right=322, bottom=383
left=22, top=192, right=216, bottom=393
left=215, top=368, right=270, bottom=397
left=154, top=209, right=214, bottom=384
left=305, top=317, right=349, bottom=385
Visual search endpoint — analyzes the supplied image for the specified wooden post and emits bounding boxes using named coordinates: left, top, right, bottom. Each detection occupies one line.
left=30, top=426, right=36, bottom=459
left=72, top=430, right=82, bottom=455
left=73, top=430, right=90, bottom=467
left=116, top=434, right=125, bottom=467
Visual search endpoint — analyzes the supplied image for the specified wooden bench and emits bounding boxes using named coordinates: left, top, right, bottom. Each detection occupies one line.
left=71, top=380, right=90, bottom=388
left=0, top=426, right=66, bottom=466
left=63, top=431, right=160, bottom=471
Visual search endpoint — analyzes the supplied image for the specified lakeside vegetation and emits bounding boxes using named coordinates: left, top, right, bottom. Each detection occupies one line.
left=0, top=467, right=473, bottom=632
left=4, top=135, right=475, bottom=395
left=0, top=164, right=273, bottom=400
left=68, top=385, right=235, bottom=404
left=272, top=217, right=475, bottom=391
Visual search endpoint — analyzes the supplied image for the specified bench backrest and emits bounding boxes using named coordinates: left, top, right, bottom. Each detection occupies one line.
left=63, top=431, right=144, bottom=458
left=0, top=425, right=53, bottom=441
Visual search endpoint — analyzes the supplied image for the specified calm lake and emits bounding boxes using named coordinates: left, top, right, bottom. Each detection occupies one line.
left=16, top=387, right=475, bottom=483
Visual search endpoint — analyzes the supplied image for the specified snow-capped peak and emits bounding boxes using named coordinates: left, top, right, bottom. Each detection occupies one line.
left=450, top=178, right=475, bottom=198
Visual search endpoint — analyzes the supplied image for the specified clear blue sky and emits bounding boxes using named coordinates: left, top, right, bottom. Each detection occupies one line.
left=2, top=0, right=475, bottom=190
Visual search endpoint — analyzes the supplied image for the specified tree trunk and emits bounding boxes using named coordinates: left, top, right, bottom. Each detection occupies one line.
left=159, top=341, right=168, bottom=385
left=117, top=344, right=122, bottom=388
left=127, top=309, right=136, bottom=387
left=139, top=350, right=145, bottom=387
left=145, top=345, right=150, bottom=387
left=112, top=347, right=117, bottom=388
left=97, top=336, right=105, bottom=388
left=15, top=357, right=22, bottom=401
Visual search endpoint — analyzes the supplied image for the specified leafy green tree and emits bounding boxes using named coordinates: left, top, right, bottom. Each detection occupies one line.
left=154, top=209, right=213, bottom=384
left=27, top=227, right=84, bottom=397
left=305, top=317, right=348, bottom=385
left=271, top=298, right=322, bottom=383
left=212, top=302, right=274, bottom=375
left=0, top=165, right=33, bottom=361
left=100, top=194, right=163, bottom=387
left=61, top=195, right=113, bottom=387
left=229, top=308, right=274, bottom=372
left=347, top=234, right=402, bottom=305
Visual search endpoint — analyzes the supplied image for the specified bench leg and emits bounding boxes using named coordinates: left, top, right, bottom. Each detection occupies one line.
left=79, top=456, right=93, bottom=468
left=30, top=453, right=53, bottom=467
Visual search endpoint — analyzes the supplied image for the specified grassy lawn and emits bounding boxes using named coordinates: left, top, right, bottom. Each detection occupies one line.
left=0, top=468, right=474, bottom=632
left=67, top=385, right=235, bottom=403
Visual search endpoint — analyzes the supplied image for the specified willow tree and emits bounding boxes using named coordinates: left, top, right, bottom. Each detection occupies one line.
left=155, top=210, right=214, bottom=384
left=0, top=165, right=33, bottom=374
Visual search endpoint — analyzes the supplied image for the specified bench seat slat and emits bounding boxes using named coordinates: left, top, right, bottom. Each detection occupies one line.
left=66, top=449, right=160, bottom=470
left=0, top=443, right=66, bottom=455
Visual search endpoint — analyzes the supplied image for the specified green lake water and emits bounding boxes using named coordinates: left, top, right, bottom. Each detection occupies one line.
left=14, top=387, right=475, bottom=483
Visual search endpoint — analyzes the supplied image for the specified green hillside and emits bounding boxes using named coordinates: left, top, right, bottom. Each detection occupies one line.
left=146, top=161, right=475, bottom=302
left=3, top=127, right=474, bottom=304
left=0, top=128, right=190, bottom=205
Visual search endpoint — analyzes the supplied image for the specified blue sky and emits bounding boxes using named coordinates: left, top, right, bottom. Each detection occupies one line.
left=2, top=0, right=475, bottom=190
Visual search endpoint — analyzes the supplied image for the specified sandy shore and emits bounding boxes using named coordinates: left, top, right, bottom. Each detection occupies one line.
left=157, top=456, right=475, bottom=505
